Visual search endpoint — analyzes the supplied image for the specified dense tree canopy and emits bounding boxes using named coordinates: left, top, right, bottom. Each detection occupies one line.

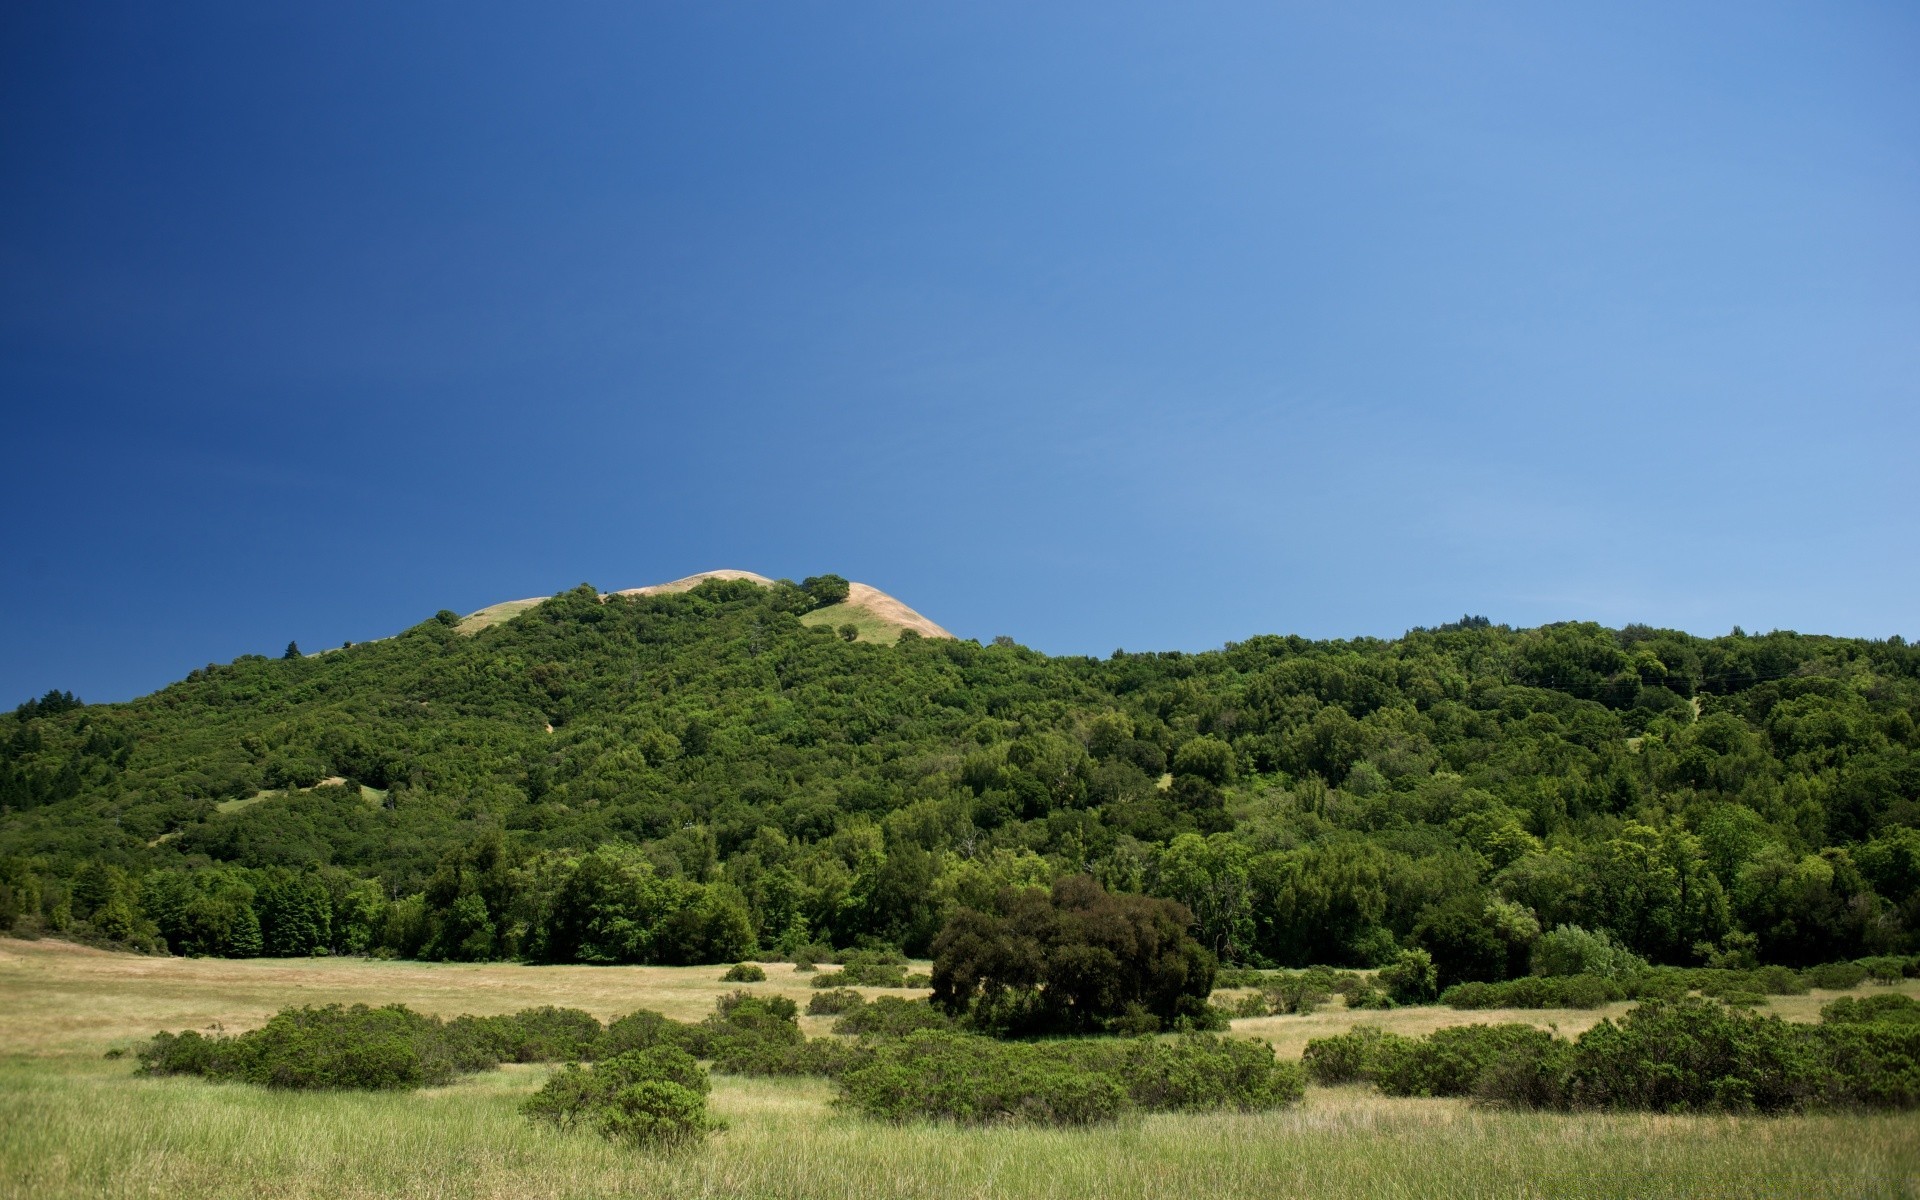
left=0, top=579, right=1915, bottom=979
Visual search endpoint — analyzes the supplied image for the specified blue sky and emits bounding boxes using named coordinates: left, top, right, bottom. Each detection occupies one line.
left=3, top=2, right=1916, bottom=704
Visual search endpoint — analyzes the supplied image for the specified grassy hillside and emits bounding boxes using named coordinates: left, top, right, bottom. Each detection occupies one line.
left=1, top=575, right=1916, bottom=978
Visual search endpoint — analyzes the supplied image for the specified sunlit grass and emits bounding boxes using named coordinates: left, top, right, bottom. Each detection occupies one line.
left=4, top=937, right=1918, bottom=1199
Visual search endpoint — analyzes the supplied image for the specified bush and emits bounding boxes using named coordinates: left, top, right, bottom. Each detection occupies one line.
left=691, top=991, right=801, bottom=1060
left=1376, top=949, right=1438, bottom=1005
left=523, top=1047, right=721, bottom=1148
left=597, top=1009, right=696, bottom=1059
left=837, top=1031, right=1127, bottom=1126
left=1302, top=1027, right=1409, bottom=1086
left=1084, top=1035, right=1304, bottom=1112
left=1531, top=925, right=1645, bottom=980
left=721, top=962, right=767, bottom=983
left=1814, top=1022, right=1920, bottom=1108
left=1442, top=975, right=1623, bottom=1010
left=474, top=1007, right=604, bottom=1063
left=1859, top=956, right=1909, bottom=985
left=833, top=996, right=950, bottom=1038
left=1563, top=998, right=1828, bottom=1113
left=1822, top=994, right=1920, bottom=1026
left=1804, top=962, right=1870, bottom=990
left=1370, top=1024, right=1559, bottom=1098
left=140, top=1004, right=468, bottom=1090
left=806, top=988, right=865, bottom=1016
left=1263, top=975, right=1330, bottom=1015
left=833, top=1029, right=1301, bottom=1126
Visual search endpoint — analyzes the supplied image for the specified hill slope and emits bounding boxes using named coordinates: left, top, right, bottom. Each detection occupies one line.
left=458, top=570, right=950, bottom=643
left=1, top=578, right=1916, bottom=972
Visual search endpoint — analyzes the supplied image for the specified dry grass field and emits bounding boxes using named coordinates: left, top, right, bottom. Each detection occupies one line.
left=4, top=937, right=1918, bottom=1200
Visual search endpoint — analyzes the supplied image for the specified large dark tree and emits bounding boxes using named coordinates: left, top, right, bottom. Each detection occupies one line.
left=930, top=876, right=1217, bottom=1036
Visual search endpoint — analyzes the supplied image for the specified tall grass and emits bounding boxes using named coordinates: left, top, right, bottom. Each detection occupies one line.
left=5, top=1060, right=1918, bottom=1199
left=5, top=938, right=1920, bottom=1199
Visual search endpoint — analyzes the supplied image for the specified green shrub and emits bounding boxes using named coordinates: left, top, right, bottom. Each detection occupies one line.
left=837, top=1031, right=1129, bottom=1126
left=1530, top=925, right=1645, bottom=979
left=1859, top=956, right=1909, bottom=985
left=691, top=991, right=801, bottom=1059
left=1814, top=1022, right=1920, bottom=1108
left=1302, top=1026, right=1409, bottom=1085
left=807, top=988, right=865, bottom=1016
left=833, top=995, right=951, bottom=1038
left=1804, top=962, right=1870, bottom=990
left=596, top=1009, right=696, bottom=1059
left=833, top=1030, right=1302, bottom=1126
left=1087, top=1035, right=1304, bottom=1111
left=1563, top=997, right=1828, bottom=1113
left=1370, top=1024, right=1559, bottom=1098
left=1822, top=994, right=1920, bottom=1026
left=721, top=962, right=767, bottom=983
left=523, top=1047, right=720, bottom=1147
left=472, top=1007, right=604, bottom=1062
left=1442, top=974, right=1623, bottom=1010
left=140, top=1004, right=471, bottom=1090
left=1263, top=976, right=1329, bottom=1015
left=1377, top=948, right=1438, bottom=1005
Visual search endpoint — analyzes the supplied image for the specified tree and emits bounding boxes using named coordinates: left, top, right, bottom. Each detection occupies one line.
left=1154, top=833, right=1252, bottom=961
left=930, top=875, right=1216, bottom=1036
left=283, top=641, right=301, bottom=660
left=801, top=575, right=851, bottom=608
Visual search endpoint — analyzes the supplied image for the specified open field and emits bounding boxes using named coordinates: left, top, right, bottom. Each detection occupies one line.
left=4, top=937, right=1919, bottom=1199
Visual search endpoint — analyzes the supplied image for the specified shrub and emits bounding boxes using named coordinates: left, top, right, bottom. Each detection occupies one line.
left=1531, top=925, right=1645, bottom=979
left=721, top=962, right=767, bottom=983
left=837, top=1031, right=1128, bottom=1126
left=523, top=1047, right=720, bottom=1148
left=1087, top=1035, right=1304, bottom=1112
left=832, top=996, right=950, bottom=1038
left=1804, top=962, right=1870, bottom=990
left=1814, top=1022, right=1920, bottom=1108
left=832, top=1029, right=1302, bottom=1126
left=691, top=991, right=801, bottom=1059
left=1370, top=1024, right=1559, bottom=1098
left=1376, top=949, right=1438, bottom=1005
left=1442, top=975, right=1622, bottom=1010
left=1263, top=975, right=1329, bottom=1015
left=1859, top=956, right=1909, bottom=985
left=597, top=1009, right=695, bottom=1059
left=477, top=1007, right=604, bottom=1062
left=1344, top=983, right=1391, bottom=1009
left=140, top=1004, right=469, bottom=1090
left=1302, top=1027, right=1409, bottom=1086
left=1822, top=994, right=1920, bottom=1026
left=1563, top=997, right=1827, bottom=1113
left=807, top=988, right=866, bottom=1016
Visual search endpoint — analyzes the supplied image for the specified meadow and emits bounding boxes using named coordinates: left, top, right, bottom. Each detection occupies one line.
left=4, top=938, right=1919, bottom=1199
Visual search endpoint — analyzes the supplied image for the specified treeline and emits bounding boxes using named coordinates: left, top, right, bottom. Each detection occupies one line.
left=2, top=577, right=1917, bottom=983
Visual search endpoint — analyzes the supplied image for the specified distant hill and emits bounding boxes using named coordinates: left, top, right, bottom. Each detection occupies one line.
left=459, top=570, right=952, bottom=643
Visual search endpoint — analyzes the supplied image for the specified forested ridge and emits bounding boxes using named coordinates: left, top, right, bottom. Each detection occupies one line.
left=2, top=575, right=1916, bottom=983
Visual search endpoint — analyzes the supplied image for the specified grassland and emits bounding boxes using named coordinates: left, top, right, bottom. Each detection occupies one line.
left=4, top=937, right=1918, bottom=1199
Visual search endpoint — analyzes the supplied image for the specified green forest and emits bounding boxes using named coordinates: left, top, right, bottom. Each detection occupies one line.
left=3, top=575, right=1917, bottom=989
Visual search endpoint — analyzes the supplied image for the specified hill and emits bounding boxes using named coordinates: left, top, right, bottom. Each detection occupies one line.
left=1, top=578, right=1916, bottom=977
left=458, top=570, right=950, bottom=643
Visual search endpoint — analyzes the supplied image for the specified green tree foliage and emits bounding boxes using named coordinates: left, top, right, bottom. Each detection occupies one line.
left=0, top=581, right=1914, bottom=977
left=929, top=876, right=1217, bottom=1035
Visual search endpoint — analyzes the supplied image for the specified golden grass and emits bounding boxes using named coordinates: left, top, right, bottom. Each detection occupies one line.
left=4, top=937, right=1918, bottom=1199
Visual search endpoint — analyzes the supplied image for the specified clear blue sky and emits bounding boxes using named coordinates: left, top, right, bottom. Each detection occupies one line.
left=4, top=2, right=1916, bottom=704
